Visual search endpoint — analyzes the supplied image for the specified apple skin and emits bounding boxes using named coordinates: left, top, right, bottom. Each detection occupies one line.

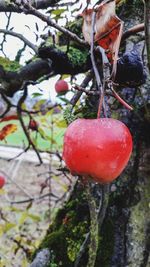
left=0, top=175, right=6, bottom=188
left=55, top=80, right=69, bottom=94
left=63, top=118, right=133, bottom=183
left=29, top=119, right=39, bottom=131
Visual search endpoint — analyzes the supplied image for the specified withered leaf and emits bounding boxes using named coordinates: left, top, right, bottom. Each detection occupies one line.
left=82, top=0, right=123, bottom=62
left=0, top=124, right=17, bottom=140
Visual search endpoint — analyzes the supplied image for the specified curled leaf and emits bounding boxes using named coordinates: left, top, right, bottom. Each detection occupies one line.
left=0, top=115, right=18, bottom=122
left=0, top=124, right=17, bottom=140
left=82, top=0, right=123, bottom=62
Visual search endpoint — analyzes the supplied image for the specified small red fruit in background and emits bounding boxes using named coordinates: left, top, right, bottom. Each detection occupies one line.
left=0, top=175, right=6, bottom=188
left=63, top=118, right=132, bottom=183
left=29, top=119, right=39, bottom=131
left=55, top=80, right=69, bottom=94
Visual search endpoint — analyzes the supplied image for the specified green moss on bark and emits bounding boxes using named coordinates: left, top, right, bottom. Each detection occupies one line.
left=0, top=56, right=21, bottom=71
left=37, top=182, right=90, bottom=267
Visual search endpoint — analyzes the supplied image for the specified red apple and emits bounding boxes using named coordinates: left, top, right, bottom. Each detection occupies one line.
left=29, top=119, right=39, bottom=131
left=0, top=175, right=6, bottom=188
left=63, top=118, right=133, bottom=183
left=55, top=80, right=69, bottom=94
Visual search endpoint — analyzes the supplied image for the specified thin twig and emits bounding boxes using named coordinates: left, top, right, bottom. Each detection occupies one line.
left=7, top=146, right=29, bottom=161
left=0, top=169, right=32, bottom=199
left=47, top=113, right=54, bottom=221
left=0, top=12, right=11, bottom=56
left=73, top=85, right=99, bottom=95
left=121, top=23, right=144, bottom=43
left=0, top=29, right=38, bottom=53
left=70, top=70, right=94, bottom=107
left=16, top=1, right=87, bottom=47
left=0, top=89, right=18, bottom=118
left=90, top=11, right=106, bottom=117
left=6, top=192, right=58, bottom=205
left=97, top=90, right=105, bottom=119
left=17, top=81, right=43, bottom=164
left=111, top=88, right=133, bottom=111
left=90, top=12, right=102, bottom=90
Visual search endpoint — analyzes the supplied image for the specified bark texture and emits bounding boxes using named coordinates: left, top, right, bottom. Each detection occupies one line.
left=31, top=1, right=150, bottom=267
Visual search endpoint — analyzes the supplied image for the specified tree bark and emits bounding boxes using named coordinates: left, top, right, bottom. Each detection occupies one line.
left=31, top=106, right=150, bottom=267
left=30, top=2, right=150, bottom=266
left=144, top=0, right=150, bottom=71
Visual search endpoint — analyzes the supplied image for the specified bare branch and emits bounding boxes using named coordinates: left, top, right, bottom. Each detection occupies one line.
left=0, top=169, right=32, bottom=199
left=70, top=70, right=94, bottom=107
left=7, top=192, right=58, bottom=205
left=0, top=0, right=61, bottom=12
left=0, top=29, right=38, bottom=53
left=73, top=85, right=99, bottom=95
left=121, top=23, right=144, bottom=42
left=17, top=81, right=43, bottom=164
left=90, top=10, right=106, bottom=117
left=0, top=90, right=13, bottom=117
left=0, top=13, right=12, bottom=56
left=17, top=1, right=87, bottom=47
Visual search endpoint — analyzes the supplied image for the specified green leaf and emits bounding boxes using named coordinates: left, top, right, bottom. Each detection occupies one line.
left=0, top=222, right=16, bottom=235
left=57, top=97, right=70, bottom=104
left=26, top=202, right=33, bottom=210
left=45, top=109, right=54, bottom=117
left=19, top=211, right=28, bottom=225
left=38, top=127, right=51, bottom=140
left=51, top=9, right=66, bottom=16
left=55, top=119, right=67, bottom=128
left=21, top=103, right=27, bottom=110
left=28, top=214, right=41, bottom=222
left=4, top=222, right=16, bottom=232
left=61, top=74, right=70, bottom=79
left=9, top=206, right=22, bottom=213
left=33, top=99, right=46, bottom=111
left=32, top=93, right=43, bottom=98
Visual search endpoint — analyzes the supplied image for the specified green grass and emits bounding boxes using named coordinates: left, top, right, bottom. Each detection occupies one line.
left=0, top=114, right=66, bottom=151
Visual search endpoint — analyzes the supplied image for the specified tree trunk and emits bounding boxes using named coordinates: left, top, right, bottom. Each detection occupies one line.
left=30, top=2, right=150, bottom=267
left=30, top=107, right=150, bottom=267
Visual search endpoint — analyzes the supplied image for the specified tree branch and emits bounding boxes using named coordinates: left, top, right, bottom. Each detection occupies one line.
left=0, top=29, right=38, bottom=53
left=38, top=45, right=91, bottom=74
left=17, top=81, right=43, bottom=164
left=0, top=59, right=52, bottom=96
left=70, top=70, right=94, bottom=107
left=0, top=0, right=61, bottom=12
left=17, top=1, right=87, bottom=47
left=0, top=42, right=92, bottom=96
left=121, top=23, right=144, bottom=42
